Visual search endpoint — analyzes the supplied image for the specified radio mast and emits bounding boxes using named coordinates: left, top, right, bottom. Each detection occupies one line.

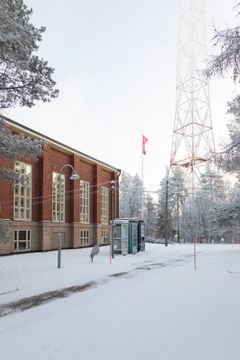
left=170, top=0, right=215, bottom=186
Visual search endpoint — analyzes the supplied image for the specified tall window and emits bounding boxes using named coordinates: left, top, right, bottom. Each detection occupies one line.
left=14, top=230, right=31, bottom=252
left=52, top=172, right=65, bottom=222
left=101, top=187, right=109, bottom=224
left=14, top=162, right=32, bottom=220
left=80, top=180, right=90, bottom=223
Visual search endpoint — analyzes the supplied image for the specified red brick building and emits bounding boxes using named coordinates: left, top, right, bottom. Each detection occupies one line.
left=0, top=117, right=120, bottom=255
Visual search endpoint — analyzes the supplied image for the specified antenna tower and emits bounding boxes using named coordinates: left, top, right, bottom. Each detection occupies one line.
left=170, top=0, right=215, bottom=186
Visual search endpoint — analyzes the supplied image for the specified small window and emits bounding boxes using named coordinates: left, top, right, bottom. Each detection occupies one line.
left=14, top=230, right=31, bottom=252
left=101, top=230, right=109, bottom=244
left=113, top=225, right=121, bottom=238
left=80, top=230, right=90, bottom=246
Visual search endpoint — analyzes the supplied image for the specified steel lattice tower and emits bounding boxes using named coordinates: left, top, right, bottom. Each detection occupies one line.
left=170, top=0, right=215, bottom=186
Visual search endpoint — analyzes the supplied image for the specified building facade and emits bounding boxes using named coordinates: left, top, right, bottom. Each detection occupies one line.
left=0, top=118, right=120, bottom=255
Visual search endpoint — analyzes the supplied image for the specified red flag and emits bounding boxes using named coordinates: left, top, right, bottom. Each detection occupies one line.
left=142, top=134, right=148, bottom=155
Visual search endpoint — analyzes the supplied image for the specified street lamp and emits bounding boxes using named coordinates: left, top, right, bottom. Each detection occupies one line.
left=110, top=180, right=115, bottom=259
left=58, top=164, right=79, bottom=268
left=165, top=170, right=169, bottom=247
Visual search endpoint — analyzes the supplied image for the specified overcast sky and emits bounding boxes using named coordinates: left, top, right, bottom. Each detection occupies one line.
left=6, top=0, right=239, bottom=190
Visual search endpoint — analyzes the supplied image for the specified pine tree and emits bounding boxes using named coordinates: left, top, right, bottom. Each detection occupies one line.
left=155, top=176, right=168, bottom=240
left=216, top=96, right=240, bottom=179
left=119, top=171, right=142, bottom=218
left=144, top=193, right=156, bottom=239
left=119, top=170, right=131, bottom=218
left=129, top=174, right=142, bottom=218
left=0, top=118, right=43, bottom=181
left=168, top=167, right=188, bottom=242
left=206, top=2, right=240, bottom=82
left=216, top=183, right=240, bottom=243
left=0, top=0, right=59, bottom=109
left=206, top=3, right=240, bottom=178
left=0, top=0, right=59, bottom=182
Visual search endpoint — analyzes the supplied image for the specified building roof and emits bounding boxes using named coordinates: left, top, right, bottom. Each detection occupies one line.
left=2, top=116, right=121, bottom=174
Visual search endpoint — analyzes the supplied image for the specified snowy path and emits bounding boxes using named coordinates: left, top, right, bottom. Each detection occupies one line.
left=0, top=244, right=193, bottom=305
left=1, top=244, right=240, bottom=360
left=0, top=248, right=192, bottom=317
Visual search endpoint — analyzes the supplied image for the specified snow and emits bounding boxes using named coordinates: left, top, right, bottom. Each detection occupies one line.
left=1, top=243, right=240, bottom=360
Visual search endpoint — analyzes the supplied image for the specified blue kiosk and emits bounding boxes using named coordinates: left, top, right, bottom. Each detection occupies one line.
left=112, top=219, right=129, bottom=255
left=128, top=219, right=138, bottom=255
left=113, top=218, right=145, bottom=255
left=137, top=219, right=145, bottom=251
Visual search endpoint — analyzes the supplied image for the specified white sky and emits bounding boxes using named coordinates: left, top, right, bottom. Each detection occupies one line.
left=5, top=0, right=239, bottom=190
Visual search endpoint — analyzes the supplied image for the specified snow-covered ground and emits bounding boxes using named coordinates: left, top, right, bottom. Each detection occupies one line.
left=1, top=243, right=240, bottom=360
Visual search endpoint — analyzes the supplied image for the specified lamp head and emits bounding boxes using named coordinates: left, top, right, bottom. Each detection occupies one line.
left=70, top=171, right=80, bottom=181
left=110, top=180, right=115, bottom=189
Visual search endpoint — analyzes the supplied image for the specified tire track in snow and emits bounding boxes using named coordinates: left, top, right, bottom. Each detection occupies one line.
left=0, top=254, right=193, bottom=318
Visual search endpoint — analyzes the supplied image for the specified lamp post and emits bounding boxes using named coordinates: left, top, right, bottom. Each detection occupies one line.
left=58, top=164, right=79, bottom=268
left=110, top=180, right=115, bottom=259
left=176, top=191, right=180, bottom=243
left=165, top=170, right=169, bottom=247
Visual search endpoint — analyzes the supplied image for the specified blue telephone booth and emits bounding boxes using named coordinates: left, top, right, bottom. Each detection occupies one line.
left=128, top=220, right=138, bottom=255
left=113, top=219, right=129, bottom=255
left=137, top=220, right=145, bottom=251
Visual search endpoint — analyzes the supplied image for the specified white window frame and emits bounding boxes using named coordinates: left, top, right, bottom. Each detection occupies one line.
left=101, top=187, right=109, bottom=224
left=14, top=161, right=32, bottom=221
left=80, top=180, right=90, bottom=224
left=14, top=229, right=31, bottom=252
left=80, top=230, right=90, bottom=246
left=101, top=230, right=109, bottom=244
left=52, top=172, right=65, bottom=222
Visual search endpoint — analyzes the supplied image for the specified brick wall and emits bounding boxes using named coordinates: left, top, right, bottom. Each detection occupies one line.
left=0, top=124, right=120, bottom=255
